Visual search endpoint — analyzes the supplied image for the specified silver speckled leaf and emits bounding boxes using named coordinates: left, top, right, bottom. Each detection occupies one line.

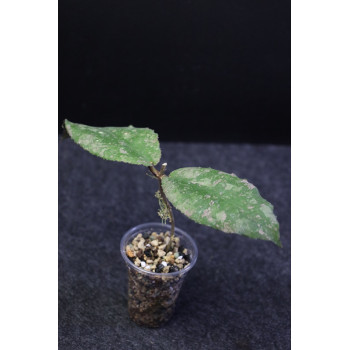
left=64, top=120, right=161, bottom=166
left=162, top=167, right=281, bottom=246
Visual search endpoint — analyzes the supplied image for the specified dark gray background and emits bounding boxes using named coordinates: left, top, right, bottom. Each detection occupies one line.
left=59, top=139, right=290, bottom=349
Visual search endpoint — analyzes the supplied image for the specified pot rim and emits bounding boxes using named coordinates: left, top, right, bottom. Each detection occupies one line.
left=120, top=222, right=198, bottom=277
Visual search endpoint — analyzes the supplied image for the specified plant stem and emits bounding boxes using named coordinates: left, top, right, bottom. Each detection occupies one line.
left=148, top=165, right=175, bottom=239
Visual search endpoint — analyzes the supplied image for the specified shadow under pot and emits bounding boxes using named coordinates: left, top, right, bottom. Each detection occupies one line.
left=120, top=222, right=198, bottom=328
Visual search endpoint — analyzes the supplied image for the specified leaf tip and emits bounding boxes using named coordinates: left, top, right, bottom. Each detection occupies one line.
left=61, top=119, right=72, bottom=139
left=273, top=236, right=283, bottom=248
left=63, top=119, right=74, bottom=138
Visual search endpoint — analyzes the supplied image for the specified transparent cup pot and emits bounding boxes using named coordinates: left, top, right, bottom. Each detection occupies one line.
left=120, top=222, right=198, bottom=327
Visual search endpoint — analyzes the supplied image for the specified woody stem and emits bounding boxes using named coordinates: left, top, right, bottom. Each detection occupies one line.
left=148, top=165, right=175, bottom=239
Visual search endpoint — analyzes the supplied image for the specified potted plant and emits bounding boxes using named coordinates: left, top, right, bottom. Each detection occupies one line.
left=63, top=119, right=281, bottom=327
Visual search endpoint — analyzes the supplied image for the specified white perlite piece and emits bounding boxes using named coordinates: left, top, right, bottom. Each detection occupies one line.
left=141, top=261, right=146, bottom=268
left=135, top=257, right=141, bottom=266
left=157, top=250, right=166, bottom=257
left=161, top=261, right=167, bottom=267
left=151, top=239, right=159, bottom=246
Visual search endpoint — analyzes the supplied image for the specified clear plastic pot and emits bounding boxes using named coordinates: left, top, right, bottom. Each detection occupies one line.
left=120, top=222, right=198, bottom=327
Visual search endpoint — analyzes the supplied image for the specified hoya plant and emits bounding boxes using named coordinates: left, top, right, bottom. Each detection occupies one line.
left=63, top=119, right=281, bottom=247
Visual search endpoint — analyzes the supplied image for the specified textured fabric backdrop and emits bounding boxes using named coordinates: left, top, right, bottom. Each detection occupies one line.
left=59, top=139, right=291, bottom=350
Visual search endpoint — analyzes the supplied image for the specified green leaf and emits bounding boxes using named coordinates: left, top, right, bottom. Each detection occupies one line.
left=64, top=120, right=161, bottom=166
left=162, top=167, right=281, bottom=246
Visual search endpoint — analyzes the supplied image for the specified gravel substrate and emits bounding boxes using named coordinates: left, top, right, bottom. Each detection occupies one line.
left=126, top=231, right=193, bottom=327
left=126, top=231, right=191, bottom=273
